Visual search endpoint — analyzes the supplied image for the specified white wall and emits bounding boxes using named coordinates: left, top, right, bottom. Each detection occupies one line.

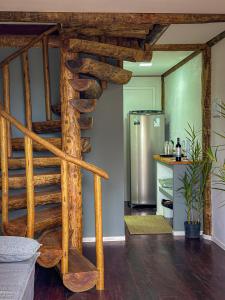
left=123, top=76, right=161, bottom=202
left=211, top=39, right=225, bottom=249
left=164, top=54, right=202, bottom=144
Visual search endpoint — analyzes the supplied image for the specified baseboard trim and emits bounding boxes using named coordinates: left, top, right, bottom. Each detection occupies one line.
left=173, top=230, right=203, bottom=236
left=212, top=236, right=225, bottom=251
left=202, top=234, right=212, bottom=241
left=83, top=236, right=126, bottom=243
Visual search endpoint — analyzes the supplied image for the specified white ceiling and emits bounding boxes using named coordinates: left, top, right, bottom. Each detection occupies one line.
left=157, top=23, right=225, bottom=44
left=1, top=0, right=225, bottom=13
left=124, top=51, right=193, bottom=76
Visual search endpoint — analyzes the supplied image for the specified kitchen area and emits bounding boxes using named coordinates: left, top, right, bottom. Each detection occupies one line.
left=123, top=50, right=203, bottom=235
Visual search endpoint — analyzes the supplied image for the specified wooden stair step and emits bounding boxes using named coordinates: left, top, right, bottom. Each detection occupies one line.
left=37, top=228, right=98, bottom=292
left=11, top=137, right=91, bottom=153
left=38, top=228, right=63, bottom=268
left=63, top=248, right=98, bottom=293
left=32, top=116, right=93, bottom=133
left=0, top=171, right=61, bottom=189
left=6, top=156, right=61, bottom=169
left=4, top=206, right=62, bottom=237
left=66, top=58, right=132, bottom=84
left=0, top=190, right=61, bottom=211
left=52, top=99, right=97, bottom=115
left=68, top=78, right=102, bottom=99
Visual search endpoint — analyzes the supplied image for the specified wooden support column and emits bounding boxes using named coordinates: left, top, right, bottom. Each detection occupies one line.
left=42, top=36, right=52, bottom=120
left=161, top=75, right=165, bottom=112
left=21, top=51, right=32, bottom=130
left=60, top=47, right=83, bottom=253
left=2, top=64, right=12, bottom=157
left=0, top=116, right=9, bottom=227
left=202, top=46, right=212, bottom=236
left=24, top=135, right=35, bottom=238
left=61, top=159, right=69, bottom=274
left=94, top=174, right=104, bottom=290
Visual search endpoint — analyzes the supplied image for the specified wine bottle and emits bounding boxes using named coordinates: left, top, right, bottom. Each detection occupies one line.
left=176, top=138, right=181, bottom=161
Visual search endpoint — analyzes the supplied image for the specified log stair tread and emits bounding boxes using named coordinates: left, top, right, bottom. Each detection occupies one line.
left=0, top=171, right=61, bottom=188
left=32, top=117, right=93, bottom=133
left=37, top=228, right=98, bottom=292
left=4, top=206, right=62, bottom=237
left=6, top=156, right=61, bottom=169
left=11, top=137, right=91, bottom=153
left=52, top=99, right=97, bottom=115
left=0, top=190, right=61, bottom=211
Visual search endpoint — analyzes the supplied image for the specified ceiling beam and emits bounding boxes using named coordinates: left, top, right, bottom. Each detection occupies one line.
left=145, top=24, right=169, bottom=45
left=162, top=50, right=201, bottom=77
left=68, top=38, right=152, bottom=62
left=151, top=44, right=206, bottom=51
left=0, top=12, right=225, bottom=25
left=207, top=30, right=225, bottom=47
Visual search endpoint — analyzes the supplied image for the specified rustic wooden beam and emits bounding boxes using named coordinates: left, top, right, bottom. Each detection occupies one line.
left=207, top=30, right=225, bottom=47
left=60, top=48, right=83, bottom=253
left=163, top=50, right=201, bottom=77
left=202, top=46, right=212, bottom=236
left=152, top=44, right=206, bottom=51
left=68, top=38, right=152, bottom=62
left=145, top=24, right=169, bottom=45
left=0, top=12, right=225, bottom=25
left=161, top=75, right=165, bottom=112
left=66, top=58, right=132, bottom=84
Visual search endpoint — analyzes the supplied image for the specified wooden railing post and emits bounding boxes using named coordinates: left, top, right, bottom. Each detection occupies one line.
left=21, top=51, right=32, bottom=130
left=2, top=64, right=12, bottom=157
left=61, top=159, right=69, bottom=274
left=0, top=116, right=9, bottom=227
left=24, top=135, right=35, bottom=238
left=42, top=36, right=52, bottom=121
left=94, top=174, right=104, bottom=290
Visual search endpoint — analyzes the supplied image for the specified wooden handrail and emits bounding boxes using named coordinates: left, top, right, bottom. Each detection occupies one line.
left=0, top=108, right=109, bottom=179
left=0, top=24, right=60, bottom=68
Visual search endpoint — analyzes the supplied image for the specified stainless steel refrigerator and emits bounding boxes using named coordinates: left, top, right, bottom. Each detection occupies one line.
left=130, top=111, right=165, bottom=206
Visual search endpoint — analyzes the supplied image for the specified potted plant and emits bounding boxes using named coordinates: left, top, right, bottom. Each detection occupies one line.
left=179, top=124, right=213, bottom=239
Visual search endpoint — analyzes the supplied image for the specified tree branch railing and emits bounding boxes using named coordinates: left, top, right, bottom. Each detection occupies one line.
left=0, top=106, right=108, bottom=288
left=0, top=25, right=60, bottom=158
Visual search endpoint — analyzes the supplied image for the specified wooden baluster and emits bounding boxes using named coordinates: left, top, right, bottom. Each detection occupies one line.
left=21, top=51, right=32, bottom=130
left=61, top=159, right=69, bottom=274
left=24, top=135, right=35, bottom=238
left=42, top=36, right=52, bottom=121
left=2, top=64, right=12, bottom=157
left=0, top=116, right=9, bottom=228
left=94, top=174, right=104, bottom=290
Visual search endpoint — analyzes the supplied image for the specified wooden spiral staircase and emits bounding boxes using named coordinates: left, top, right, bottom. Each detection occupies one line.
left=0, top=24, right=150, bottom=292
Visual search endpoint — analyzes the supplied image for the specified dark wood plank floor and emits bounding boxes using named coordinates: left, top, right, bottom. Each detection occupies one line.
left=34, top=234, right=225, bottom=300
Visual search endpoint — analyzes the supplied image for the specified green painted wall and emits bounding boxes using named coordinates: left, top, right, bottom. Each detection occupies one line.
left=164, top=54, right=202, bottom=145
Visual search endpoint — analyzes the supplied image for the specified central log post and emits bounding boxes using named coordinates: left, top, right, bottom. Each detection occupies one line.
left=60, top=47, right=83, bottom=253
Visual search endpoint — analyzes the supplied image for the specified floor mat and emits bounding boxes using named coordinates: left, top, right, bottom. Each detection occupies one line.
left=124, top=215, right=172, bottom=234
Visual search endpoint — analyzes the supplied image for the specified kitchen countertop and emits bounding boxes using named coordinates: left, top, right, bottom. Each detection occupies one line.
left=153, top=154, right=192, bottom=165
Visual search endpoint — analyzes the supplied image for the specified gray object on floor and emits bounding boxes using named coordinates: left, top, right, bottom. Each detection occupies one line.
left=0, top=253, right=38, bottom=300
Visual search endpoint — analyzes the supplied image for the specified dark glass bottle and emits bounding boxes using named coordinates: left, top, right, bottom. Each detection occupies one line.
left=176, top=138, right=181, bottom=161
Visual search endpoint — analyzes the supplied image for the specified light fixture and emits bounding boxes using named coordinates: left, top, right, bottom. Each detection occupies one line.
left=139, top=62, right=153, bottom=67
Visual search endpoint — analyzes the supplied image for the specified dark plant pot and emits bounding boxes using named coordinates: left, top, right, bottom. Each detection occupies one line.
left=184, top=221, right=201, bottom=239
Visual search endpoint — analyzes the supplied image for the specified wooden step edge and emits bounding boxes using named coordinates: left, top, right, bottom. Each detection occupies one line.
left=61, top=248, right=98, bottom=293
left=3, top=206, right=62, bottom=237
left=7, top=156, right=61, bottom=169
left=38, top=246, right=63, bottom=268
left=37, top=228, right=63, bottom=268
left=0, top=190, right=61, bottom=211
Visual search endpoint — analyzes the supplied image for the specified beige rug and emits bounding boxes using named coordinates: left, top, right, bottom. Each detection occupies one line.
left=124, top=215, right=172, bottom=235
